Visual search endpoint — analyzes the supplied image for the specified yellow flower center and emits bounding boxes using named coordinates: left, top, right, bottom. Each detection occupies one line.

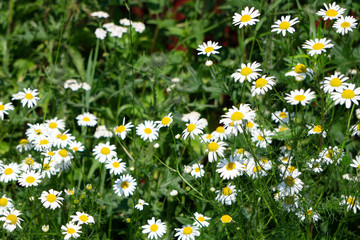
left=282, top=157, right=289, bottom=162
left=241, top=14, right=251, bottom=22
left=150, top=224, right=158, bottom=232
left=40, top=139, right=49, bottom=145
left=206, top=134, right=212, bottom=139
left=161, top=117, right=171, bottom=125
left=221, top=215, right=232, bottom=223
left=222, top=187, right=232, bottom=196
left=240, top=67, right=253, bottom=76
left=342, top=89, right=355, bottom=99
left=357, top=124, right=360, bottom=130
left=49, top=122, right=57, bottom=128
left=26, top=176, right=35, bottom=183
left=216, top=126, right=225, bottom=133
left=20, top=139, right=29, bottom=145
left=43, top=164, right=50, bottom=170
left=121, top=181, right=129, bottom=189
left=83, top=117, right=90, bottom=122
left=6, top=214, right=17, bottom=225
left=67, top=228, right=75, bottom=234
left=59, top=149, right=68, bottom=158
left=285, top=176, right=295, bottom=187
left=326, top=9, right=338, bottom=17
left=73, top=147, right=78, bottom=151
left=230, top=111, right=244, bottom=121
left=326, top=149, right=334, bottom=159
left=198, top=216, right=205, bottom=222
left=205, top=47, right=214, bottom=53
left=294, top=64, right=306, bottom=74
left=0, top=198, right=8, bottom=207
left=284, top=196, right=294, bottom=204
left=258, top=134, right=264, bottom=141
left=237, top=148, right=244, bottom=154
left=187, top=123, right=196, bottom=132
left=279, top=126, right=288, bottom=132
left=255, top=78, right=267, bottom=88
left=313, top=125, right=322, bottom=133
left=59, top=135, right=67, bottom=141
left=144, top=128, right=152, bottom=134
left=25, top=93, right=33, bottom=99
left=260, top=157, right=269, bottom=163
left=48, top=151, right=55, bottom=156
left=195, top=167, right=200, bottom=172
left=246, top=122, right=254, bottom=128
left=312, top=43, right=324, bottom=50
left=4, top=168, right=13, bottom=175
left=341, top=22, right=351, bottom=28
left=294, top=95, right=306, bottom=101
left=226, top=162, right=236, bottom=171
left=307, top=210, right=313, bottom=216
left=279, top=112, right=287, bottom=120
left=46, top=194, right=57, bottom=203
left=100, top=147, right=110, bottom=155
left=278, top=21, right=290, bottom=30
left=112, top=162, right=120, bottom=168
left=253, top=165, right=262, bottom=172
left=79, top=215, right=89, bottom=222
left=25, top=157, right=34, bottom=165
left=183, top=226, right=193, bottom=235
left=330, top=78, right=341, bottom=87
left=288, top=166, right=296, bottom=172
left=116, top=125, right=126, bottom=133
left=208, top=142, right=219, bottom=152
left=0, top=104, right=4, bottom=111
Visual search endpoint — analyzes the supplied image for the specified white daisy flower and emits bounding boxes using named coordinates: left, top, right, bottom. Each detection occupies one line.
left=26, top=123, right=47, bottom=142
left=285, top=63, right=314, bottom=82
left=64, top=79, right=82, bottom=91
left=321, top=72, right=349, bottom=93
left=211, top=126, right=227, bottom=141
left=302, top=38, right=334, bottom=56
left=182, top=118, right=204, bottom=140
left=93, top=142, right=117, bottom=163
left=70, top=212, right=95, bottom=225
left=0, top=195, right=13, bottom=213
left=193, top=212, right=211, bottom=228
left=18, top=170, right=42, bottom=188
left=215, top=183, right=237, bottom=205
left=76, top=112, right=97, bottom=127
left=174, top=225, right=200, bottom=240
left=53, top=131, right=75, bottom=148
left=196, top=41, right=222, bottom=57
left=200, top=133, right=215, bottom=143
left=105, top=157, right=126, bottom=175
left=246, top=159, right=267, bottom=178
left=64, top=188, right=75, bottom=196
left=220, top=104, right=256, bottom=126
left=319, top=146, right=344, bottom=165
left=136, top=120, right=159, bottom=142
left=40, top=158, right=58, bottom=178
left=135, top=199, right=149, bottom=211
left=184, top=165, right=192, bottom=174
left=61, top=222, right=82, bottom=240
left=0, top=208, right=23, bottom=232
left=39, top=189, right=64, bottom=210
left=190, top=163, right=205, bottom=178
left=94, top=125, right=113, bottom=139
left=251, top=129, right=273, bottom=148
left=45, top=117, right=65, bottom=132
left=274, top=193, right=299, bottom=212
left=350, top=155, right=360, bottom=170
left=331, top=84, right=360, bottom=109
left=69, top=141, right=85, bottom=152
left=216, top=155, right=243, bottom=180
left=284, top=88, right=316, bottom=106
left=307, top=124, right=327, bottom=138
left=316, top=2, right=346, bottom=20
left=231, top=61, right=262, bottom=83
left=156, top=113, right=173, bottom=128
left=271, top=15, right=299, bottom=36
left=271, top=108, right=292, bottom=123
left=0, top=163, right=20, bottom=183
left=142, top=217, right=167, bottom=240
left=42, top=225, right=49, bottom=232
left=251, top=75, right=276, bottom=96
left=113, top=174, right=137, bottom=197
left=95, top=28, right=107, bottom=39
left=16, top=138, right=32, bottom=152
left=91, top=11, right=109, bottom=18
left=232, top=6, right=260, bottom=28
left=340, top=195, right=360, bottom=213
left=205, top=60, right=213, bottom=66
left=0, top=102, right=14, bottom=120
left=277, top=171, right=303, bottom=196
left=297, top=208, right=321, bottom=222
left=12, top=88, right=40, bottom=108
left=333, top=16, right=358, bottom=35
left=307, top=158, right=323, bottom=173
left=205, top=140, right=227, bottom=162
